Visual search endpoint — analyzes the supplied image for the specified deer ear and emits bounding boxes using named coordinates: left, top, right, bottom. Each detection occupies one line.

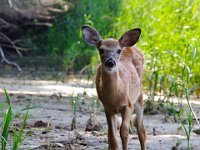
left=119, top=28, right=141, bottom=47
left=82, top=25, right=102, bottom=46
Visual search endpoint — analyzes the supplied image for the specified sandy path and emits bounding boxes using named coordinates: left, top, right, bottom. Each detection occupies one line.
left=0, top=77, right=200, bottom=150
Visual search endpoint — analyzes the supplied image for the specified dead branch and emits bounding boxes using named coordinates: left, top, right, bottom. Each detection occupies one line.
left=0, top=46, right=21, bottom=71
left=13, top=7, right=55, bottom=21
left=39, top=0, right=53, bottom=7
left=0, top=18, right=18, bottom=29
left=79, top=65, right=89, bottom=75
left=8, top=0, right=13, bottom=8
left=0, top=18, right=9, bottom=25
left=22, top=22, right=52, bottom=27
left=0, top=44, right=29, bottom=51
left=0, top=32, right=22, bottom=56
left=0, top=0, right=71, bottom=71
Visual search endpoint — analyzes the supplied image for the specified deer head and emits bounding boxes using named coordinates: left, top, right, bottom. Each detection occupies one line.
left=82, top=25, right=141, bottom=73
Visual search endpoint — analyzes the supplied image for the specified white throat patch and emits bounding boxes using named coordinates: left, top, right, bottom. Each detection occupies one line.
left=104, top=66, right=117, bottom=74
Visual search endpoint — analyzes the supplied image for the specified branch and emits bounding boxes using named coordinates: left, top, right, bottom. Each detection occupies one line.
left=13, top=8, right=55, bottom=21
left=38, top=0, right=71, bottom=8
left=0, top=46, right=21, bottom=71
left=22, top=22, right=52, bottom=27
left=0, top=18, right=18, bottom=29
left=0, top=44, right=29, bottom=51
left=38, top=0, right=70, bottom=15
left=8, top=0, right=13, bottom=8
left=0, top=32, right=22, bottom=56
left=0, top=18, right=9, bottom=25
left=79, top=65, right=89, bottom=75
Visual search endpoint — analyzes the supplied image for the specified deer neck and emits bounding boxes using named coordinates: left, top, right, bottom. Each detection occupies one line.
left=101, top=67, right=120, bottom=90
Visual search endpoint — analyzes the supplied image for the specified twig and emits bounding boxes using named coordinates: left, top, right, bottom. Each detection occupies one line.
left=23, top=22, right=52, bottom=27
left=13, top=39, right=27, bottom=45
left=8, top=0, right=13, bottom=8
left=0, top=43, right=30, bottom=51
left=0, top=44, right=29, bottom=51
left=79, top=65, right=89, bottom=75
left=38, top=0, right=71, bottom=8
left=0, top=32, right=22, bottom=56
left=13, top=8, right=54, bottom=21
left=0, top=18, right=9, bottom=25
left=0, top=18, right=17, bottom=29
left=0, top=46, right=22, bottom=71
left=46, top=7, right=66, bottom=13
left=38, top=0, right=55, bottom=7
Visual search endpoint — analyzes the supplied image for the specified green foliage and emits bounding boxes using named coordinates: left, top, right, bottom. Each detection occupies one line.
left=46, top=0, right=121, bottom=71
left=115, top=0, right=200, bottom=88
left=28, top=0, right=200, bottom=88
left=28, top=0, right=200, bottom=82
left=169, top=43, right=199, bottom=149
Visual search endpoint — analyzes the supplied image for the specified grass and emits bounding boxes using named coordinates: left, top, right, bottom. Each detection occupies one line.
left=70, top=92, right=81, bottom=130
left=1, top=88, right=12, bottom=150
left=148, top=43, right=199, bottom=149
left=0, top=88, right=30, bottom=150
left=174, top=46, right=199, bottom=149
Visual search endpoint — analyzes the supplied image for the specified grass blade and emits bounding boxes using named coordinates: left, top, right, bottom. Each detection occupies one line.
left=12, top=101, right=30, bottom=150
left=1, top=88, right=12, bottom=150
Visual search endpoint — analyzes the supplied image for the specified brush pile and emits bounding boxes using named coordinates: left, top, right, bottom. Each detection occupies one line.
left=0, top=0, right=70, bottom=71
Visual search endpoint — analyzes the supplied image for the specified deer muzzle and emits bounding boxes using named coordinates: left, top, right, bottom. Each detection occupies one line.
left=105, top=59, right=116, bottom=68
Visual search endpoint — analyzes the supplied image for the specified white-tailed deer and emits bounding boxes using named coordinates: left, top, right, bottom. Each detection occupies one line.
left=82, top=25, right=146, bottom=150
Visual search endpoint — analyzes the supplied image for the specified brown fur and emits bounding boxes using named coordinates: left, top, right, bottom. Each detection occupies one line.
left=96, top=46, right=146, bottom=150
left=101, top=39, right=120, bottom=49
left=82, top=26, right=146, bottom=150
left=96, top=47, right=142, bottom=113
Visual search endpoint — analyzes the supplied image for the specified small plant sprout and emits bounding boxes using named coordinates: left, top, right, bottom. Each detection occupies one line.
left=168, top=44, right=200, bottom=149
left=70, top=93, right=81, bottom=130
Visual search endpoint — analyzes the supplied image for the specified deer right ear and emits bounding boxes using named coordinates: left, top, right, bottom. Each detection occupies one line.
left=119, top=28, right=141, bottom=47
left=82, top=25, right=102, bottom=46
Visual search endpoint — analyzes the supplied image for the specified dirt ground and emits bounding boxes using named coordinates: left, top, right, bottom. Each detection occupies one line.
left=0, top=72, right=200, bottom=150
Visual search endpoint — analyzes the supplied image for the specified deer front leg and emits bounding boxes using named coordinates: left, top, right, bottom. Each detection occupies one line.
left=120, top=106, right=132, bottom=150
left=105, top=111, right=118, bottom=150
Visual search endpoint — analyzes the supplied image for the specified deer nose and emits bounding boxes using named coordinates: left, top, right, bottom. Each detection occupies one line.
left=105, top=59, right=116, bottom=68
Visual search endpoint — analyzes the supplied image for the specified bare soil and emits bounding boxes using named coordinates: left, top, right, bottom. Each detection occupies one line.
left=0, top=74, right=200, bottom=150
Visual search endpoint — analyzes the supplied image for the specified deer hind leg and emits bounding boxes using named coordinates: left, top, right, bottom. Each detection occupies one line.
left=105, top=111, right=119, bottom=150
left=120, top=106, right=132, bottom=150
left=133, top=94, right=146, bottom=150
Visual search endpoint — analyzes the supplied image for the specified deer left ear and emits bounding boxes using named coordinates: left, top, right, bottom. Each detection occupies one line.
left=82, top=25, right=102, bottom=47
left=119, top=28, right=141, bottom=47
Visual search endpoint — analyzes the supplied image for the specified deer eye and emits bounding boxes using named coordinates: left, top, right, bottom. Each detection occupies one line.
left=117, top=49, right=122, bottom=54
left=99, top=48, right=104, bottom=54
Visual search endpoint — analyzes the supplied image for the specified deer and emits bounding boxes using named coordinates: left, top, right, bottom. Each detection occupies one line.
left=82, top=25, right=146, bottom=150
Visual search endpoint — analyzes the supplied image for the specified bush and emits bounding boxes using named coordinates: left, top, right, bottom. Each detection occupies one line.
left=29, top=0, right=200, bottom=85
left=114, top=0, right=200, bottom=88
left=46, top=0, right=121, bottom=71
